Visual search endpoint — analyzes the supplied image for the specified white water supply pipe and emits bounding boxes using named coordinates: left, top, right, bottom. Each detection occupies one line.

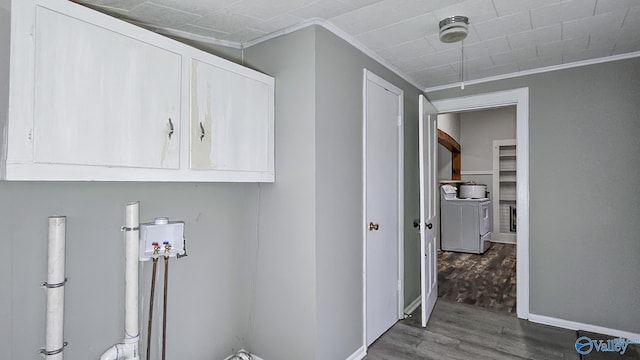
left=42, top=216, right=67, bottom=359
left=101, top=202, right=140, bottom=360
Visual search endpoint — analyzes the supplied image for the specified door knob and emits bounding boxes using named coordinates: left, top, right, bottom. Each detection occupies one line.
left=426, top=223, right=433, bottom=229
left=369, top=222, right=379, bottom=231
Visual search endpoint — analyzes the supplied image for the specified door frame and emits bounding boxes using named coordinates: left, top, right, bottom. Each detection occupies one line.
left=362, top=69, right=404, bottom=349
left=431, top=87, right=530, bottom=319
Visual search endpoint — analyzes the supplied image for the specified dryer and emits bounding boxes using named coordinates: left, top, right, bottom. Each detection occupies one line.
left=440, top=185, right=491, bottom=254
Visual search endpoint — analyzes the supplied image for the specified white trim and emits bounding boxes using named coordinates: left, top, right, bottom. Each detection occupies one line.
left=83, top=7, right=640, bottom=96
left=361, top=69, right=368, bottom=352
left=460, top=170, right=493, bottom=175
left=345, top=346, right=367, bottom=360
left=244, top=21, right=640, bottom=95
left=424, top=51, right=640, bottom=93
left=490, top=233, right=516, bottom=243
left=79, top=5, right=640, bottom=97
left=529, top=314, right=640, bottom=340
left=320, top=21, right=423, bottom=91
left=432, top=87, right=530, bottom=320
left=489, top=238, right=517, bottom=244
left=398, top=90, right=405, bottom=321
left=404, top=295, right=422, bottom=316
left=362, top=69, right=404, bottom=350
left=243, top=17, right=324, bottom=48
left=243, top=19, right=424, bottom=90
left=132, top=21, right=243, bottom=49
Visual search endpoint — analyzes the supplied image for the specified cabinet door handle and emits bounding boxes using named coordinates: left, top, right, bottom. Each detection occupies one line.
left=199, top=122, right=205, bottom=141
left=167, top=118, right=174, bottom=139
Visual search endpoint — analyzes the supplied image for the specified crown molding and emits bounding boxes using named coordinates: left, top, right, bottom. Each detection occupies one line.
left=83, top=14, right=424, bottom=90
left=424, top=51, right=640, bottom=93
left=89, top=8, right=640, bottom=96
left=243, top=18, right=424, bottom=91
left=132, top=21, right=243, bottom=49
left=242, top=17, right=325, bottom=48
left=318, top=20, right=424, bottom=91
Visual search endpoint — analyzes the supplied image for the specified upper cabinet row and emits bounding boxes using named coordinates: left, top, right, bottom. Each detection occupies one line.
left=2, top=0, right=274, bottom=182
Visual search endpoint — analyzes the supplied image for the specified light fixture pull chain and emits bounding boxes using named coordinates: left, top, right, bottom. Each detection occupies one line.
left=460, top=39, right=465, bottom=90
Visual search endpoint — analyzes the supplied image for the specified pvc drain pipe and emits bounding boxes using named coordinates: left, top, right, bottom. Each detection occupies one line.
left=41, top=216, right=67, bottom=359
left=101, top=202, right=140, bottom=360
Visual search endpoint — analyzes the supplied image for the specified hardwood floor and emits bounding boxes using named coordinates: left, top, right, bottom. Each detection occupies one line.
left=438, top=242, right=517, bottom=313
left=364, top=300, right=580, bottom=360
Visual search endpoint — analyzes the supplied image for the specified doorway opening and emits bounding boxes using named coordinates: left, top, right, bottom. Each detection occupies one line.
left=436, top=106, right=518, bottom=314
left=431, top=88, right=530, bottom=320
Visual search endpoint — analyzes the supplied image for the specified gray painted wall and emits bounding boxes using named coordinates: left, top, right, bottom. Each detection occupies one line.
left=459, top=107, right=516, bottom=231
left=428, top=58, right=640, bottom=333
left=314, top=26, right=422, bottom=359
left=437, top=113, right=460, bottom=181
left=243, top=25, right=423, bottom=360
left=1, top=182, right=258, bottom=359
left=243, top=27, right=318, bottom=360
left=437, top=144, right=452, bottom=181
left=2, top=6, right=258, bottom=359
left=459, top=107, right=516, bottom=172
left=437, top=113, right=460, bottom=143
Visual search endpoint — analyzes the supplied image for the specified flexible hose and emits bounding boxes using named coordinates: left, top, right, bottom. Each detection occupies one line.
left=162, top=256, right=169, bottom=360
left=146, top=258, right=158, bottom=360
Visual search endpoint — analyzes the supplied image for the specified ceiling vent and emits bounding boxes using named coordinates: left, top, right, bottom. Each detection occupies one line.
left=438, top=16, right=469, bottom=43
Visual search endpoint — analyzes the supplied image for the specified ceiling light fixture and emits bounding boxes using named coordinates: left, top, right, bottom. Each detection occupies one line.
left=438, top=16, right=469, bottom=43
left=439, top=16, right=469, bottom=89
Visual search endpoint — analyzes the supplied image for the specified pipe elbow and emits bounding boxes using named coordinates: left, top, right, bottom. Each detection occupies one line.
left=100, top=343, right=139, bottom=360
left=100, top=345, right=119, bottom=360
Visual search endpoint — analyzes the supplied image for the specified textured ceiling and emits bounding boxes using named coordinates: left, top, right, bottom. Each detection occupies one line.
left=74, top=0, right=640, bottom=89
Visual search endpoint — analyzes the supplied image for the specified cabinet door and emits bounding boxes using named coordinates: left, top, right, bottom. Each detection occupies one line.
left=33, top=6, right=181, bottom=169
left=190, top=59, right=271, bottom=172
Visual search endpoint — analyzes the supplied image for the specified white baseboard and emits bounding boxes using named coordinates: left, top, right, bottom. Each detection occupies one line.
left=345, top=346, right=366, bottom=360
left=490, top=233, right=516, bottom=243
left=404, top=295, right=422, bottom=316
left=233, top=348, right=364, bottom=360
left=489, top=239, right=517, bottom=244
left=529, top=314, right=640, bottom=339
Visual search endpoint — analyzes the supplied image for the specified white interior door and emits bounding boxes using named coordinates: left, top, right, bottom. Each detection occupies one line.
left=419, top=95, right=438, bottom=327
left=365, top=71, right=402, bottom=346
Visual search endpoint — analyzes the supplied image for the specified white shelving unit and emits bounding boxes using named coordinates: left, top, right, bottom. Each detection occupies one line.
left=492, top=139, right=517, bottom=243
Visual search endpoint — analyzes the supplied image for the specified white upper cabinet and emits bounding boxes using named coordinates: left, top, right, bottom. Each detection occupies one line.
left=33, top=6, right=181, bottom=169
left=190, top=58, right=273, bottom=173
left=2, top=0, right=274, bottom=182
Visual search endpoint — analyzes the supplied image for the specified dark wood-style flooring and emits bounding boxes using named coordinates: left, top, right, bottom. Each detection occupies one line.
left=364, top=300, right=579, bottom=360
left=364, top=241, right=640, bottom=359
left=364, top=300, right=640, bottom=360
left=438, top=242, right=517, bottom=313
